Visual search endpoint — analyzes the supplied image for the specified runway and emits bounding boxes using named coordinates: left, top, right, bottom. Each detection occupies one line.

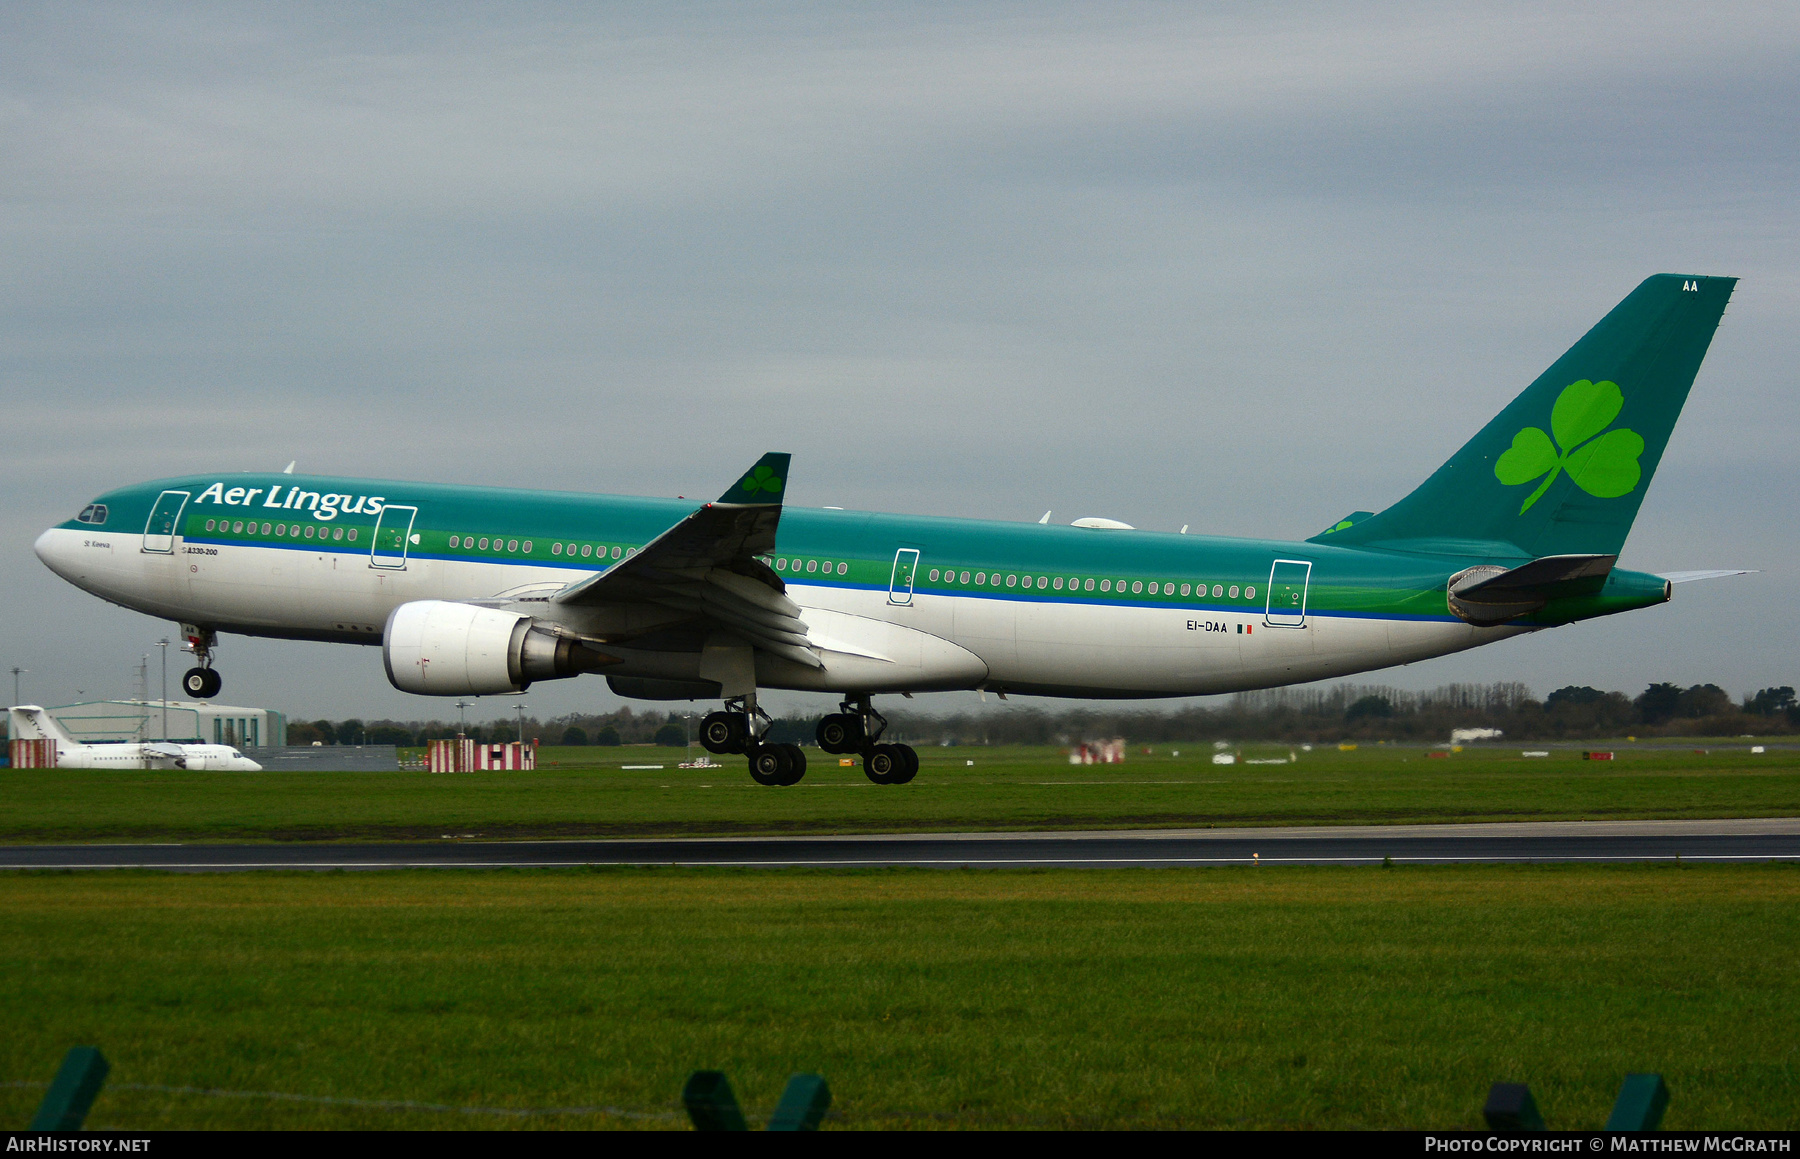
left=3, top=818, right=1798, bottom=870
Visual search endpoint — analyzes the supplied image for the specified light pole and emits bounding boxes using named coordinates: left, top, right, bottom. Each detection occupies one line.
left=10, top=667, right=24, bottom=706
left=156, top=638, right=170, bottom=741
left=455, top=700, right=470, bottom=737
left=512, top=702, right=527, bottom=747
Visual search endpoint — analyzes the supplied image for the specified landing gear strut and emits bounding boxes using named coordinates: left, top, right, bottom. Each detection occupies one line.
left=818, top=695, right=917, bottom=785
left=179, top=624, right=221, bottom=699
left=703, top=695, right=807, bottom=786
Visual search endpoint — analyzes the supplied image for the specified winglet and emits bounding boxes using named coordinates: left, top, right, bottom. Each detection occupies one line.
left=716, top=452, right=791, bottom=506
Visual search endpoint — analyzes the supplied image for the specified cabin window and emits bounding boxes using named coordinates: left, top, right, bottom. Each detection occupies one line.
left=1052, top=577, right=1062, bottom=590
left=479, top=538, right=489, bottom=549
left=333, top=527, right=343, bottom=541
left=522, top=541, right=531, bottom=553
left=552, top=543, right=562, bottom=555
left=347, top=529, right=358, bottom=542
left=1246, top=586, right=1256, bottom=599
left=1229, top=585, right=1239, bottom=598
left=450, top=536, right=460, bottom=547
left=1148, top=582, right=1158, bottom=595
left=1100, top=579, right=1110, bottom=592
left=507, top=540, right=517, bottom=552
left=1084, top=579, right=1094, bottom=591
left=837, top=563, right=847, bottom=575
left=275, top=524, right=286, bottom=537
left=1212, top=584, right=1223, bottom=597
left=805, top=560, right=816, bottom=573
left=205, top=519, right=216, bottom=531
left=929, top=569, right=939, bottom=581
left=1180, top=583, right=1191, bottom=596
left=304, top=526, right=315, bottom=539
left=583, top=545, right=593, bottom=557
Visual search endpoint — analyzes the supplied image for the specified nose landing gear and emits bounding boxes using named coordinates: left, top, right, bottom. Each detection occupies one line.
left=818, top=695, right=917, bottom=785
left=178, top=624, right=221, bottom=699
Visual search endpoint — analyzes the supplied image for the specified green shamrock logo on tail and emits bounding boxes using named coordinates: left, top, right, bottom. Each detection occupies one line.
left=1495, top=379, right=1644, bottom=513
left=739, top=465, right=784, bottom=496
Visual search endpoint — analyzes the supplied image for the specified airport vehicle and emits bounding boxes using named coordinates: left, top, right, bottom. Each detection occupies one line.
left=36, top=274, right=1742, bottom=786
left=7, top=705, right=262, bottom=770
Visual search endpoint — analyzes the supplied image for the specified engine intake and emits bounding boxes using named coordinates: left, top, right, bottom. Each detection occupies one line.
left=383, top=600, right=616, bottom=695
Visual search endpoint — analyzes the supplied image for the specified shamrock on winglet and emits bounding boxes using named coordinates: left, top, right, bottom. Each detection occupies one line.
left=740, top=464, right=784, bottom=496
left=1494, top=379, right=1644, bottom=513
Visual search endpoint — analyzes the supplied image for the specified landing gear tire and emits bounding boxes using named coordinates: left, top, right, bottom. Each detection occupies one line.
left=776, top=742, right=806, bottom=786
left=182, top=667, right=221, bottom=699
left=864, top=744, right=904, bottom=785
left=748, top=743, right=793, bottom=786
left=889, top=743, right=919, bottom=785
left=816, top=713, right=865, bottom=754
left=701, top=711, right=748, bottom=754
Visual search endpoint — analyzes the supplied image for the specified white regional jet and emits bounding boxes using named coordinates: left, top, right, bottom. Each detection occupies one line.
left=8, top=705, right=262, bottom=770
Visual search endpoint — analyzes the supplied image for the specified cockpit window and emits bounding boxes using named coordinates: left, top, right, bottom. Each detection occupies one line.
left=76, top=504, right=108, bottom=524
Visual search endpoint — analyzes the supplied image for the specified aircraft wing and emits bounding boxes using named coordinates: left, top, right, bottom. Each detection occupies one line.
left=553, top=452, right=821, bottom=669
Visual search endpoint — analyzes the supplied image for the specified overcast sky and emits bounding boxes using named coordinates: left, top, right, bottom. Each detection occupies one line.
left=3, top=2, right=1795, bottom=723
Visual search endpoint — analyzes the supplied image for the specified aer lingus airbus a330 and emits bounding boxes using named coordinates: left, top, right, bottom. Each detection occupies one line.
left=37, top=274, right=1743, bottom=786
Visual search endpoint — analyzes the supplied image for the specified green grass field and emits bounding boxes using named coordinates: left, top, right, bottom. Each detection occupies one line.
left=2, top=743, right=1796, bottom=843
left=3, top=864, right=1796, bottom=1130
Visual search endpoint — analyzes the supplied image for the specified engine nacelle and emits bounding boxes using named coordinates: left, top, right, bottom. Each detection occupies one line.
left=383, top=600, right=614, bottom=695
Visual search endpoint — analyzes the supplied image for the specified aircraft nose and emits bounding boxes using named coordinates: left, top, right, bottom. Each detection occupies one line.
left=34, top=527, right=66, bottom=573
left=35, top=526, right=84, bottom=582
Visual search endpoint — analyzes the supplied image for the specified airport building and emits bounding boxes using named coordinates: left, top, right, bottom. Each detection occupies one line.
left=46, top=700, right=288, bottom=748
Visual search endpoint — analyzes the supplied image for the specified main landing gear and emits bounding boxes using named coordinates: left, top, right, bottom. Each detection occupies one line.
left=179, top=624, right=221, bottom=699
left=817, top=695, right=918, bottom=785
left=700, top=696, right=807, bottom=786
left=699, top=693, right=918, bottom=787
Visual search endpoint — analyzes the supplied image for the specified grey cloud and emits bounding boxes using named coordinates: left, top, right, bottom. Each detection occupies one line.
left=2, top=2, right=1795, bottom=720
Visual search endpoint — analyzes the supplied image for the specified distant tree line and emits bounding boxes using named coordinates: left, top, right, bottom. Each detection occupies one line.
left=285, top=705, right=702, bottom=748
left=278, top=681, right=1798, bottom=749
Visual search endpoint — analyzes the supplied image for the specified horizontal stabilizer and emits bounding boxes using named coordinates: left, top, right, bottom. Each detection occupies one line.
left=1658, top=569, right=1754, bottom=584
left=1447, top=553, right=1616, bottom=625
left=1457, top=553, right=1616, bottom=600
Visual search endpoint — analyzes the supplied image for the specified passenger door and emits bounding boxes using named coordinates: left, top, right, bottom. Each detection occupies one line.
left=1264, top=559, right=1313, bottom=628
left=370, top=505, right=418, bottom=570
left=888, top=548, right=920, bottom=606
left=141, top=490, right=190, bottom=554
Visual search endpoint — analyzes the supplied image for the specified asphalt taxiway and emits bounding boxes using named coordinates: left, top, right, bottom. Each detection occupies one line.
left=1, top=817, right=1796, bottom=870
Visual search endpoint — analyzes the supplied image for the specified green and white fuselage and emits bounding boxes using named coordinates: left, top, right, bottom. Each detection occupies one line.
left=33, top=274, right=1736, bottom=705
left=33, top=474, right=1668, bottom=698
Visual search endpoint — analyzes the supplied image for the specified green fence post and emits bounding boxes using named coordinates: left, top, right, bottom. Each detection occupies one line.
left=1483, top=1082, right=1546, bottom=1131
left=29, top=1047, right=110, bottom=1132
left=683, top=1070, right=748, bottom=1131
left=1605, top=1074, right=1669, bottom=1131
left=766, top=1074, right=831, bottom=1131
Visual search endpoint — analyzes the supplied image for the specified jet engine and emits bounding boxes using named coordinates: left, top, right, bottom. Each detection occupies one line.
left=383, top=600, right=615, bottom=695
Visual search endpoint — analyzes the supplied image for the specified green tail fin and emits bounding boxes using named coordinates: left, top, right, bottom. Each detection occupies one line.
left=1312, top=274, right=1736, bottom=558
